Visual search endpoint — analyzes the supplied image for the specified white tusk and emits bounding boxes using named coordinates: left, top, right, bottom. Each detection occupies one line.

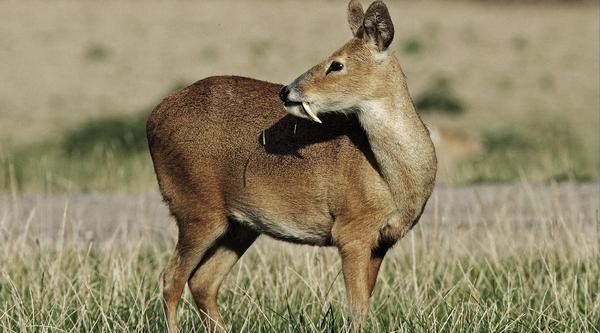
left=302, top=102, right=322, bottom=124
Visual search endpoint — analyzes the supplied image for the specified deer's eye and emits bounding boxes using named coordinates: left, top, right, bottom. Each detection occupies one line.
left=326, top=61, right=344, bottom=75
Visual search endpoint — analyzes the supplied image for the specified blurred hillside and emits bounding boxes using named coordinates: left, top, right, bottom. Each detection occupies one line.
left=0, top=0, right=597, bottom=191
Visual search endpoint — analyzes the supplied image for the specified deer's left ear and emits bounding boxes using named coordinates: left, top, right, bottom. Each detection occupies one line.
left=363, top=1, right=394, bottom=52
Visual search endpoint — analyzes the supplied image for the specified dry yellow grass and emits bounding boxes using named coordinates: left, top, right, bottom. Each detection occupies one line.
left=1, top=183, right=597, bottom=332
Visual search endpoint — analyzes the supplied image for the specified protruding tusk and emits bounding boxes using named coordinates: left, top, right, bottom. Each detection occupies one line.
left=302, top=102, right=322, bottom=124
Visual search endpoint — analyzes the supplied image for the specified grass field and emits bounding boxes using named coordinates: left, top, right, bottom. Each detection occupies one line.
left=1, top=183, right=597, bottom=332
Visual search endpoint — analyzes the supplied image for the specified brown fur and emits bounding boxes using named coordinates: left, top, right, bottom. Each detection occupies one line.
left=147, top=1, right=436, bottom=332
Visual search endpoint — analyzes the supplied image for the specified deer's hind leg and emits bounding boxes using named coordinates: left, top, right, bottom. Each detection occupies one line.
left=162, top=206, right=228, bottom=333
left=187, top=223, right=258, bottom=333
left=368, top=246, right=388, bottom=296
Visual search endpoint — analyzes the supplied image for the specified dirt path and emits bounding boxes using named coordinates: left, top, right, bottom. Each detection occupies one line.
left=1, top=183, right=596, bottom=257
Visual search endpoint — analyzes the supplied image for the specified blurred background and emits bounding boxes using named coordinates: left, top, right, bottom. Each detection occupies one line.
left=0, top=0, right=597, bottom=192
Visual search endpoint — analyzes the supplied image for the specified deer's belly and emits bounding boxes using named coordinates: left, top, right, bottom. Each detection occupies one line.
left=227, top=205, right=333, bottom=246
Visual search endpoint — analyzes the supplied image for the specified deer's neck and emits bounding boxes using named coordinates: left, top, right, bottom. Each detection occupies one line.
left=356, top=72, right=437, bottom=224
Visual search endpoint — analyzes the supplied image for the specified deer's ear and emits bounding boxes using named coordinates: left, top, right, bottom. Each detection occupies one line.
left=363, top=1, right=394, bottom=52
left=348, top=0, right=364, bottom=37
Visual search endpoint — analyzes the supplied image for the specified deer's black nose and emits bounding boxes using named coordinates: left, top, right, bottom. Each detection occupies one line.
left=279, top=86, right=290, bottom=102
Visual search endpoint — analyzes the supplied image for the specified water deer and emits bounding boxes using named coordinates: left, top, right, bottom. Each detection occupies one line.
left=146, top=1, right=436, bottom=331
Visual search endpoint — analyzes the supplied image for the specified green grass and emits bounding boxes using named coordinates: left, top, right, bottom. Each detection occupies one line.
left=455, top=118, right=597, bottom=183
left=0, top=144, right=155, bottom=192
left=414, top=76, right=466, bottom=115
left=84, top=43, right=111, bottom=62
left=511, top=35, right=529, bottom=52
left=62, top=111, right=149, bottom=156
left=401, top=36, right=425, bottom=56
left=1, top=109, right=597, bottom=192
left=200, top=44, right=220, bottom=63
left=1, top=242, right=596, bottom=332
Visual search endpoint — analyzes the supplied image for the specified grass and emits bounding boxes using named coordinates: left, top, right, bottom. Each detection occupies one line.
left=0, top=184, right=597, bottom=332
left=2, top=247, right=596, bottom=332
left=455, top=118, right=596, bottom=183
left=84, top=43, right=111, bottom=62
left=62, top=111, right=149, bottom=156
left=401, top=36, right=425, bottom=56
left=414, top=76, right=466, bottom=115
left=511, top=35, right=529, bottom=52
left=201, top=45, right=220, bottom=63
left=249, top=39, right=273, bottom=65
left=0, top=146, right=155, bottom=193
left=0, top=106, right=596, bottom=191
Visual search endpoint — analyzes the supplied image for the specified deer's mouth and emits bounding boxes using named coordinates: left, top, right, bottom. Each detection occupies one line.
left=283, top=101, right=322, bottom=124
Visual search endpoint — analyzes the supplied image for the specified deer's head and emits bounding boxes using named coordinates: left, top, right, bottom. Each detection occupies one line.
left=280, top=1, right=396, bottom=123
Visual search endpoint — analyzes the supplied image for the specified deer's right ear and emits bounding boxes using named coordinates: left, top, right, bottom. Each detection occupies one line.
left=348, top=0, right=365, bottom=37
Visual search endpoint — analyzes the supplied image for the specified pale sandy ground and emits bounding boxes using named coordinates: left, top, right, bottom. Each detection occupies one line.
left=0, top=0, right=597, bottom=150
left=1, top=184, right=596, bottom=258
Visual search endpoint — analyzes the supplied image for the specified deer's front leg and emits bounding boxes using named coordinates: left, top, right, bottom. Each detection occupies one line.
left=338, top=240, right=372, bottom=332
